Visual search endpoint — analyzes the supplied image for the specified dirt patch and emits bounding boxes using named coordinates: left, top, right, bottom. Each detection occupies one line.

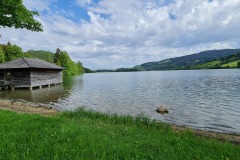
left=0, top=99, right=58, bottom=116
left=172, top=125, right=240, bottom=145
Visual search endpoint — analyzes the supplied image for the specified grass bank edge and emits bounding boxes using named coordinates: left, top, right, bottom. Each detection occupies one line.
left=0, top=108, right=239, bottom=159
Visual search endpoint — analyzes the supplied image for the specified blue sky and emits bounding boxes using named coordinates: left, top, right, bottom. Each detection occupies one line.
left=1, top=0, right=240, bottom=69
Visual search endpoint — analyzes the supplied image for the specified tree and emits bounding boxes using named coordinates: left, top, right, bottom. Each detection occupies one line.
left=4, top=42, right=23, bottom=61
left=238, top=61, right=240, bottom=68
left=0, top=0, right=43, bottom=33
left=0, top=47, right=5, bottom=63
left=76, top=61, right=84, bottom=74
left=54, top=48, right=61, bottom=66
left=59, top=51, right=73, bottom=75
left=26, top=50, right=54, bottom=63
left=53, top=48, right=84, bottom=75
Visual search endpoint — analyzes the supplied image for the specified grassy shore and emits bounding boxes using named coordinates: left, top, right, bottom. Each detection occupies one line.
left=0, top=108, right=239, bottom=160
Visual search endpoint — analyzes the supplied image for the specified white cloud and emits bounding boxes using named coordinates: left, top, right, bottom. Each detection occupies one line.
left=1, top=0, right=240, bottom=69
left=76, top=0, right=92, bottom=7
left=23, top=0, right=57, bottom=12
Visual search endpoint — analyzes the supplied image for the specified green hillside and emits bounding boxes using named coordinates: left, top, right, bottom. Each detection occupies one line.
left=190, top=52, right=240, bottom=69
left=221, top=60, right=240, bottom=68
left=190, top=60, right=221, bottom=69
left=135, top=49, right=240, bottom=71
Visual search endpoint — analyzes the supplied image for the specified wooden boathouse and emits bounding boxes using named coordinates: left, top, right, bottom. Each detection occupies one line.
left=0, top=57, right=64, bottom=90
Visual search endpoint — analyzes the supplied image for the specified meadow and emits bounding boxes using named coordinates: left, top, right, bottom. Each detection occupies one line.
left=0, top=108, right=239, bottom=160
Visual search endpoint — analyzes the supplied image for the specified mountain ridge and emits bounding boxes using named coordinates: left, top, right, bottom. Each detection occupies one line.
left=133, top=49, right=240, bottom=71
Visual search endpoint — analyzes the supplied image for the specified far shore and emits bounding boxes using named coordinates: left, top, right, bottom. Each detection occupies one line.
left=0, top=98, right=239, bottom=145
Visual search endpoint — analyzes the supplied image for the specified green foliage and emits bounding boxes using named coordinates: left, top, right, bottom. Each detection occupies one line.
left=237, top=61, right=240, bottom=68
left=190, top=60, right=222, bottom=69
left=25, top=50, right=54, bottom=63
left=0, top=0, right=43, bottom=32
left=134, top=49, right=240, bottom=71
left=84, top=67, right=95, bottom=73
left=0, top=109, right=239, bottom=159
left=2, top=42, right=23, bottom=61
left=221, top=61, right=240, bottom=68
left=76, top=61, right=84, bottom=74
left=0, top=43, right=85, bottom=76
left=191, top=52, right=240, bottom=69
left=115, top=67, right=143, bottom=72
left=0, top=47, right=5, bottom=63
left=54, top=48, right=61, bottom=65
left=123, top=50, right=240, bottom=71
left=95, top=69, right=114, bottom=72
left=54, top=49, right=84, bottom=75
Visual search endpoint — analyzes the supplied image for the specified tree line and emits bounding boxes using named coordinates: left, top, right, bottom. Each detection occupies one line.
left=0, top=42, right=84, bottom=75
left=0, top=1, right=85, bottom=75
left=219, top=52, right=240, bottom=64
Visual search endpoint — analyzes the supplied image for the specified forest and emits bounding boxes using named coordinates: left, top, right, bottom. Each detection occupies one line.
left=0, top=42, right=84, bottom=75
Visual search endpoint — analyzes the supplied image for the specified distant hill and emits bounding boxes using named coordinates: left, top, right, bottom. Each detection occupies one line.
left=134, top=49, right=240, bottom=71
left=84, top=67, right=95, bottom=73
left=190, top=52, right=240, bottom=69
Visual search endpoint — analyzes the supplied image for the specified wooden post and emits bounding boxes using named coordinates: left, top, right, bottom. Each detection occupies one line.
left=29, top=87, right=32, bottom=91
left=48, top=84, right=51, bottom=88
left=39, top=85, right=42, bottom=89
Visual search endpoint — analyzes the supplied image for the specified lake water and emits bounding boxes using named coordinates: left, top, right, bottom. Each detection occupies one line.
left=1, top=69, right=240, bottom=133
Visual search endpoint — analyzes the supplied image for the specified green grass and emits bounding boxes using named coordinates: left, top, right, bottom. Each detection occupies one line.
left=190, top=60, right=240, bottom=69
left=221, top=60, right=240, bottom=68
left=190, top=60, right=221, bottom=69
left=0, top=108, right=239, bottom=160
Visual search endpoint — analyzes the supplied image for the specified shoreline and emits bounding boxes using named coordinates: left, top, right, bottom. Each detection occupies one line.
left=0, top=99, right=58, bottom=116
left=0, top=98, right=239, bottom=145
left=171, top=125, right=240, bottom=145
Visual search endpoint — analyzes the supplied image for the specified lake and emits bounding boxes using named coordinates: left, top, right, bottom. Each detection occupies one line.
left=0, top=69, right=240, bottom=133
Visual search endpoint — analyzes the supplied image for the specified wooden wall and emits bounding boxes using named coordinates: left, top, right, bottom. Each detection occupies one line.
left=30, top=69, right=63, bottom=87
left=11, top=69, right=31, bottom=87
left=0, top=69, right=63, bottom=88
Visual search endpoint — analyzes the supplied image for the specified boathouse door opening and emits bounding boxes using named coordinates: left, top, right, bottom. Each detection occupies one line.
left=4, top=71, right=11, bottom=85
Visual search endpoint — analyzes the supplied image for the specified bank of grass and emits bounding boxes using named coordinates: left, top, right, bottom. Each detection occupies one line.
left=221, top=60, right=240, bottom=68
left=0, top=108, right=239, bottom=160
left=190, top=60, right=221, bottom=69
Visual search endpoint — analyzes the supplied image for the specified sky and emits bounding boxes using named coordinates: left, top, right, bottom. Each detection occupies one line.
left=1, top=0, right=240, bottom=69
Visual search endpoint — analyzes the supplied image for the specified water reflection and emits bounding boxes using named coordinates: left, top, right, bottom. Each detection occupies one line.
left=0, top=75, right=82, bottom=103
left=0, top=70, right=240, bottom=133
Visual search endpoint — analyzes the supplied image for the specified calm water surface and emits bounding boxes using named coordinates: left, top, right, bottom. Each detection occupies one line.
left=1, top=69, right=240, bottom=133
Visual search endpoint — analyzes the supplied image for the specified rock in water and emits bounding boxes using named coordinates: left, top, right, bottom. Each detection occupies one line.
left=156, top=106, right=169, bottom=114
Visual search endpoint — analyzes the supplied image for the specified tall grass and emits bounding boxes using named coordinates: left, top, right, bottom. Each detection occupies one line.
left=0, top=108, right=239, bottom=159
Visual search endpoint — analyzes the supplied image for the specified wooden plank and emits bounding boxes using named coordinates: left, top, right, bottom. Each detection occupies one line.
left=30, top=69, right=62, bottom=87
left=0, top=68, right=63, bottom=88
left=11, top=69, right=31, bottom=87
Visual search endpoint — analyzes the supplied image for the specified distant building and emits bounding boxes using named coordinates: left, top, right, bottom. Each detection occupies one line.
left=0, top=57, right=63, bottom=90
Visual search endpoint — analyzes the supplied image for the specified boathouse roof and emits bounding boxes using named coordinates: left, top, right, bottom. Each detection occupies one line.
left=0, top=57, right=63, bottom=70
